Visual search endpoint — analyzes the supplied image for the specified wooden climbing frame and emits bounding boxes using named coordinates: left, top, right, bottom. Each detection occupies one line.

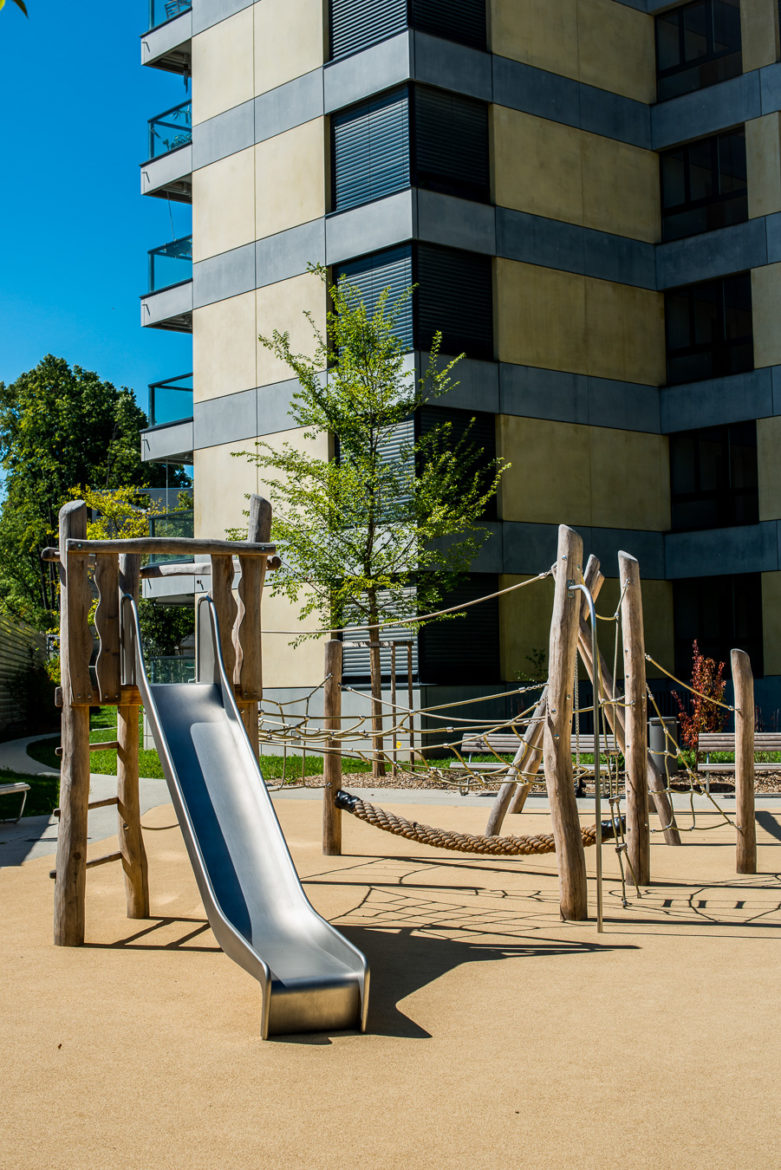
left=47, top=495, right=277, bottom=947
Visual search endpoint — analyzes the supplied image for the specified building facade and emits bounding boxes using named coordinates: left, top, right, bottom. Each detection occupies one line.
left=139, top=0, right=781, bottom=716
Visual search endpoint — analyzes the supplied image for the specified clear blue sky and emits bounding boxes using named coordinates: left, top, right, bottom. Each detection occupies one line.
left=0, top=2, right=193, bottom=416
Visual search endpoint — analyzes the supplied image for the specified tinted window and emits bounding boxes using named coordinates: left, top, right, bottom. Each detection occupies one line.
left=661, top=129, right=747, bottom=241
left=674, top=573, right=763, bottom=679
left=665, top=273, right=753, bottom=385
left=669, top=421, right=758, bottom=531
left=656, top=0, right=741, bottom=101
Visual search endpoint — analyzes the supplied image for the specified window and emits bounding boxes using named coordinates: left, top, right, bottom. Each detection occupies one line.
left=674, top=574, right=763, bottom=679
left=661, top=129, right=747, bottom=241
left=418, top=575, right=500, bottom=683
left=329, top=0, right=486, bottom=61
left=656, top=0, right=741, bottom=101
left=665, top=273, right=753, bottom=385
left=335, top=244, right=494, bottom=360
left=669, top=421, right=758, bottom=531
left=331, top=86, right=489, bottom=213
left=418, top=406, right=497, bottom=519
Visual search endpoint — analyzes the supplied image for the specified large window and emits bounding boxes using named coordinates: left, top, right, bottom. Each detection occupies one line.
left=331, top=86, right=489, bottom=213
left=335, top=244, right=494, bottom=360
left=665, top=273, right=753, bottom=385
left=661, top=129, right=747, bottom=242
left=656, top=0, right=741, bottom=101
left=669, top=421, right=758, bottom=531
left=329, top=0, right=486, bottom=61
left=674, top=574, right=763, bottom=679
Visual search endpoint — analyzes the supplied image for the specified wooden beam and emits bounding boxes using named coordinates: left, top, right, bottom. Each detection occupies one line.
left=117, top=553, right=149, bottom=919
left=619, top=551, right=650, bottom=886
left=54, top=501, right=91, bottom=947
left=211, top=554, right=238, bottom=680
left=485, top=687, right=546, bottom=835
left=732, top=648, right=757, bottom=875
left=94, top=555, right=121, bottom=703
left=63, top=537, right=275, bottom=557
left=322, top=640, right=343, bottom=856
left=545, top=525, right=588, bottom=921
left=236, top=496, right=272, bottom=751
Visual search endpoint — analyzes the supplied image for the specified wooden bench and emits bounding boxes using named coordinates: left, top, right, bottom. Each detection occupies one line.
left=456, top=731, right=619, bottom=771
left=697, top=731, right=781, bottom=773
left=0, top=781, right=30, bottom=823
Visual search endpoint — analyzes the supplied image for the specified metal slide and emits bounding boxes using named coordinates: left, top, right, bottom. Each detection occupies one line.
left=123, top=594, right=368, bottom=1039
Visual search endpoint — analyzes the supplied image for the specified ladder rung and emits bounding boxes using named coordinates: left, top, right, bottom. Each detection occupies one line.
left=53, top=796, right=119, bottom=818
left=55, top=740, right=121, bottom=758
left=49, top=850, right=123, bottom=880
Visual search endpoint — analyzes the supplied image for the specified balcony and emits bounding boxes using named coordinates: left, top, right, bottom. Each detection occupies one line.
left=141, top=236, right=192, bottom=332
left=141, top=0, right=191, bottom=74
left=141, top=101, right=192, bottom=203
left=141, top=374, right=194, bottom=464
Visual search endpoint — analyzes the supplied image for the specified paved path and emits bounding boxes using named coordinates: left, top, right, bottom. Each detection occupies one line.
left=2, top=732, right=778, bottom=868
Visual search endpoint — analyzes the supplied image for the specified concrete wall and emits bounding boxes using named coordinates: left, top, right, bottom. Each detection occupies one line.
left=740, top=0, right=780, bottom=73
left=751, top=262, right=781, bottom=369
left=746, top=114, right=781, bottom=219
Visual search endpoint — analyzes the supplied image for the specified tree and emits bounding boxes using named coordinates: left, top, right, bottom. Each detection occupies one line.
left=238, top=269, right=508, bottom=775
left=0, top=355, right=188, bottom=628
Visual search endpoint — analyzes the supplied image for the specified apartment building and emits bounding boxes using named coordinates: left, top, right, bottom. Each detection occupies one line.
left=139, top=0, right=781, bottom=716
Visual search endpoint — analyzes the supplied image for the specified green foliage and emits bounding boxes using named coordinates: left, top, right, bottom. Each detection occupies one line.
left=137, top=601, right=195, bottom=657
left=237, top=269, right=508, bottom=638
left=0, top=356, right=188, bottom=629
left=672, top=639, right=728, bottom=754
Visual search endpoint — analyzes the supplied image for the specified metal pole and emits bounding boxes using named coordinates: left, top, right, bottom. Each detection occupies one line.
left=390, top=641, right=397, bottom=777
left=569, top=583, right=603, bottom=933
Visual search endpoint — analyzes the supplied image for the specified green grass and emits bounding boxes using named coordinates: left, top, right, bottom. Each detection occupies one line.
left=1, top=766, right=59, bottom=819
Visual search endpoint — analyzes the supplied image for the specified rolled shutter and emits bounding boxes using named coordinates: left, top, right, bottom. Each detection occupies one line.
left=414, top=244, right=493, bottom=360
left=412, top=86, right=489, bottom=203
left=335, top=246, right=414, bottom=350
left=330, top=0, right=407, bottom=60
left=410, top=0, right=486, bottom=50
left=332, top=89, right=410, bottom=212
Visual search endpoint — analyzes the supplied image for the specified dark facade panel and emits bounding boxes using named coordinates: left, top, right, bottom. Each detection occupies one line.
left=415, top=244, right=493, bottom=360
left=418, top=575, right=500, bottom=684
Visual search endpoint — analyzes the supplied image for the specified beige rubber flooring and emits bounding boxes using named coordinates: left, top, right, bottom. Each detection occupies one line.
left=3, top=799, right=781, bottom=1170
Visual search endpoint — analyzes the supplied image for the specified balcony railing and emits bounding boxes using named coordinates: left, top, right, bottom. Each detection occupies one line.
left=148, top=0, right=191, bottom=30
left=148, top=373, right=193, bottom=427
left=148, top=100, right=191, bottom=160
left=147, top=508, right=194, bottom=565
left=148, top=235, right=192, bottom=293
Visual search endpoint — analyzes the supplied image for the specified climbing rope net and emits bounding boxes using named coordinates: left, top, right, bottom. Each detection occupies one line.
left=255, top=565, right=742, bottom=902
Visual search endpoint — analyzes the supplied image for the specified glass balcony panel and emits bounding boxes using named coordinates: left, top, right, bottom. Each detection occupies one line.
left=148, top=101, right=192, bottom=160
left=148, top=373, right=193, bottom=427
left=147, top=508, right=194, bottom=565
left=148, top=235, right=192, bottom=293
left=148, top=0, right=191, bottom=30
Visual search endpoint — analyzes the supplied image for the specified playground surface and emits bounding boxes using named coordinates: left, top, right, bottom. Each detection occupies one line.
left=3, top=792, right=781, bottom=1170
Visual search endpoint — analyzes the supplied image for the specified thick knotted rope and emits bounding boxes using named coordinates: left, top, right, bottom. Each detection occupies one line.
left=335, top=791, right=622, bottom=857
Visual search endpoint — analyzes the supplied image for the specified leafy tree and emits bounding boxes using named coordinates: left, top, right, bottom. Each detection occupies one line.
left=0, top=355, right=188, bottom=628
left=237, top=270, right=507, bottom=775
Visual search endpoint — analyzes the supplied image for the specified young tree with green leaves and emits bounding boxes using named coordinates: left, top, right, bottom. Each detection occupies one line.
left=238, top=270, right=508, bottom=776
left=0, top=355, right=188, bottom=627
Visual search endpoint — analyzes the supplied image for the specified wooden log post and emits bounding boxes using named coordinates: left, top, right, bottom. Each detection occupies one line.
left=618, top=552, right=651, bottom=886
left=486, top=685, right=547, bottom=835
left=54, top=501, right=92, bottom=946
left=117, top=553, right=149, bottom=919
left=235, top=495, right=271, bottom=755
left=545, top=525, right=588, bottom=921
left=732, top=648, right=757, bottom=875
left=210, top=554, right=238, bottom=677
left=323, top=639, right=343, bottom=855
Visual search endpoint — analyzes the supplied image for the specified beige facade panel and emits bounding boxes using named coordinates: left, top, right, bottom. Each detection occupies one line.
left=195, top=428, right=329, bottom=688
left=496, top=260, right=666, bottom=386
left=498, top=415, right=670, bottom=531
left=492, top=107, right=659, bottom=242
left=253, top=0, right=325, bottom=95
left=255, top=120, right=326, bottom=240
left=194, top=292, right=258, bottom=402
left=192, top=8, right=254, bottom=125
left=751, top=262, right=781, bottom=369
left=740, top=0, right=780, bottom=72
left=256, top=270, right=327, bottom=387
left=757, top=415, right=781, bottom=521
left=762, top=571, right=781, bottom=675
left=746, top=114, right=781, bottom=219
left=498, top=573, right=674, bottom=682
left=488, top=0, right=655, bottom=104
left=192, top=149, right=256, bottom=262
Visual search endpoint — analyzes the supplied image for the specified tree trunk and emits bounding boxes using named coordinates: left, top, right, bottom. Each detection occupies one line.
left=368, top=593, right=385, bottom=779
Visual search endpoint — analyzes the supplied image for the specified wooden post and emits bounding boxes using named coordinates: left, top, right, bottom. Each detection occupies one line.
left=732, top=648, right=756, bottom=874
left=236, top=495, right=271, bottom=754
left=544, top=525, right=588, bottom=921
left=54, top=501, right=91, bottom=946
left=323, top=639, right=343, bottom=855
left=407, top=642, right=415, bottom=766
left=210, top=554, right=238, bottom=677
left=575, top=560, right=681, bottom=846
left=117, top=553, right=149, bottom=919
left=619, top=551, right=651, bottom=886
left=486, top=685, right=547, bottom=835
left=390, top=641, right=397, bottom=777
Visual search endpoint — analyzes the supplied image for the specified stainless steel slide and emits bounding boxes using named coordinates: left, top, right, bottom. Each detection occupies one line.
left=123, top=594, right=368, bottom=1039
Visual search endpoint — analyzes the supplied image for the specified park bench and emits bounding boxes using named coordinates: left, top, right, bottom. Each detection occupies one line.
left=0, top=781, right=30, bottom=823
left=456, top=731, right=619, bottom=770
left=696, top=731, right=781, bottom=773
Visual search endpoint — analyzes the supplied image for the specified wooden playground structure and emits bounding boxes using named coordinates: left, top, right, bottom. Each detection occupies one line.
left=49, top=499, right=757, bottom=949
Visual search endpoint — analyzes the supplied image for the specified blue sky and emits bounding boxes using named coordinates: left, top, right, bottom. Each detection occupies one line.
left=0, top=2, right=192, bottom=415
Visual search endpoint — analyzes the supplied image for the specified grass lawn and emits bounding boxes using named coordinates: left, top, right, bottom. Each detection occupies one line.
left=19, top=707, right=373, bottom=817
